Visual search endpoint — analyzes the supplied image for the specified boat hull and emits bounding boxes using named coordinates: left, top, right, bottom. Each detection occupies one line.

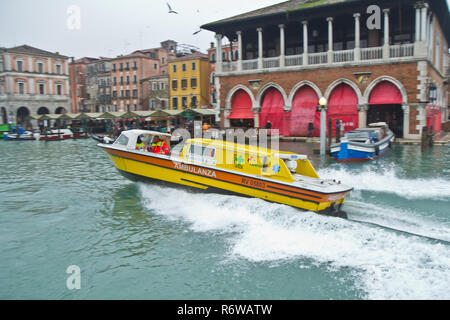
left=330, top=129, right=395, bottom=162
left=101, top=146, right=351, bottom=215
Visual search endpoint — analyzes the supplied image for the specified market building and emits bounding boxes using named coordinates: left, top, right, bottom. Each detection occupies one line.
left=201, top=0, right=449, bottom=139
left=0, top=45, right=71, bottom=126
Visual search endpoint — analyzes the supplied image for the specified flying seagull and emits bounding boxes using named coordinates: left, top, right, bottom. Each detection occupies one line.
left=193, top=29, right=202, bottom=35
left=167, top=2, right=178, bottom=14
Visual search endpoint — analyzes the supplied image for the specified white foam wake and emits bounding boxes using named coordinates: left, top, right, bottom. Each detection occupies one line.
left=318, top=167, right=450, bottom=201
left=139, top=184, right=450, bottom=300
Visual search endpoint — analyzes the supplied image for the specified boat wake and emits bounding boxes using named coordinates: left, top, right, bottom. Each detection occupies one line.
left=318, top=166, right=450, bottom=201
left=139, top=183, right=450, bottom=300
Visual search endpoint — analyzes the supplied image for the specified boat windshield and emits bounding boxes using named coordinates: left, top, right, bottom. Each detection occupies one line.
left=170, top=140, right=185, bottom=157
left=114, top=133, right=129, bottom=146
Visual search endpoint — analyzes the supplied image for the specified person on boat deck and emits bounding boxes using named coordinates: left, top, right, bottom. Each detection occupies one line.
left=150, top=136, right=169, bottom=155
left=307, top=122, right=314, bottom=137
left=136, top=136, right=146, bottom=151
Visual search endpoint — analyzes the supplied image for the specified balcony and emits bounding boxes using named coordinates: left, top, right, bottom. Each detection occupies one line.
left=217, top=43, right=416, bottom=74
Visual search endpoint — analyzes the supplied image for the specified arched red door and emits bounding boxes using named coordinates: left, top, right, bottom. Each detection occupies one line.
left=290, top=86, right=319, bottom=136
left=325, top=83, right=358, bottom=136
left=227, top=89, right=254, bottom=127
left=368, top=81, right=404, bottom=137
left=259, top=87, right=288, bottom=135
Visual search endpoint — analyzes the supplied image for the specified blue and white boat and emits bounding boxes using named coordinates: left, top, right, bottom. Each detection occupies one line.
left=330, top=122, right=395, bottom=162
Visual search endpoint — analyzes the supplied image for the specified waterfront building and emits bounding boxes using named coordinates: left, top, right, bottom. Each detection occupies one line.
left=0, top=45, right=71, bottom=126
left=142, top=74, right=170, bottom=110
left=201, top=0, right=449, bottom=139
left=85, top=58, right=112, bottom=112
left=110, top=41, right=176, bottom=112
left=168, top=52, right=210, bottom=110
left=69, top=57, right=98, bottom=113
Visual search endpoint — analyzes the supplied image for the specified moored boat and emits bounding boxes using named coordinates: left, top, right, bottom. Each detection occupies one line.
left=330, top=122, right=395, bottom=162
left=3, top=125, right=35, bottom=141
left=35, top=129, right=73, bottom=141
left=99, top=130, right=353, bottom=217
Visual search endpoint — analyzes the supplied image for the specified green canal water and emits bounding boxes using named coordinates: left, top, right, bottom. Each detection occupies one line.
left=0, top=139, right=449, bottom=300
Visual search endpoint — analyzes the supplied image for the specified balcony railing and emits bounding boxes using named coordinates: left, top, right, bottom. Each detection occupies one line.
left=242, top=59, right=258, bottom=71
left=361, top=47, right=383, bottom=60
left=263, top=57, right=280, bottom=69
left=285, top=54, right=303, bottom=66
left=308, top=52, right=327, bottom=65
left=218, top=43, right=415, bottom=73
left=390, top=43, right=414, bottom=58
left=333, top=49, right=354, bottom=63
left=223, top=61, right=238, bottom=72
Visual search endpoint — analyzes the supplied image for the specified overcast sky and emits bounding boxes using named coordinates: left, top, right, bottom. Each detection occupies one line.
left=0, top=0, right=282, bottom=59
left=1, top=0, right=449, bottom=60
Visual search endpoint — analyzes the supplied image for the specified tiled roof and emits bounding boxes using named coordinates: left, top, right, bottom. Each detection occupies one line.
left=168, top=52, right=208, bottom=62
left=3, top=45, right=69, bottom=59
left=202, top=0, right=355, bottom=29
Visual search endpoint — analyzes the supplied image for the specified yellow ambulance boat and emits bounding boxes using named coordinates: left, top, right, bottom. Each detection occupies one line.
left=98, top=130, right=352, bottom=218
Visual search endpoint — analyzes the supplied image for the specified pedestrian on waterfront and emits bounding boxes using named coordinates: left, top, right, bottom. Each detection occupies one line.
left=308, top=122, right=314, bottom=137
left=266, top=120, right=272, bottom=129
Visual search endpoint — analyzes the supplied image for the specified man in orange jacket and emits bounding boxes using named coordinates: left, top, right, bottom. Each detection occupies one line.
left=150, top=136, right=169, bottom=155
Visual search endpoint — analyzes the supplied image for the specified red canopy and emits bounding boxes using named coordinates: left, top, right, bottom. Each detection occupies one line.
left=259, top=88, right=288, bottom=135
left=369, top=81, right=403, bottom=105
left=325, top=83, right=359, bottom=136
left=227, top=89, right=254, bottom=119
left=290, top=86, right=319, bottom=136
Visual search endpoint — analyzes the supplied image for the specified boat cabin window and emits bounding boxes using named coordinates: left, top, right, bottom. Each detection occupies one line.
left=188, top=144, right=216, bottom=164
left=114, top=133, right=129, bottom=146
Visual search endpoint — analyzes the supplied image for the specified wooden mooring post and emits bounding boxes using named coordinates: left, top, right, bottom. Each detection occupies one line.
left=336, top=119, right=341, bottom=143
left=327, top=118, right=332, bottom=154
left=421, top=126, right=434, bottom=151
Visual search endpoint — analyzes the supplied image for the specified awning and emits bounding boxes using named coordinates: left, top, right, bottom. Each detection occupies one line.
left=369, top=81, right=403, bottom=105
left=227, top=90, right=254, bottom=119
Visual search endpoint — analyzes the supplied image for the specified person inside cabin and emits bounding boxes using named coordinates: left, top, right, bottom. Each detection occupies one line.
left=150, top=136, right=169, bottom=155
left=136, top=136, right=145, bottom=151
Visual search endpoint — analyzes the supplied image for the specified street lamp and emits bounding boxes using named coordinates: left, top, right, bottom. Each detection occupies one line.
left=317, top=97, right=328, bottom=156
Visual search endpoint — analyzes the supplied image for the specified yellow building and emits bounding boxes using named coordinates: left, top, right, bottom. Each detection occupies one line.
left=168, top=52, right=209, bottom=110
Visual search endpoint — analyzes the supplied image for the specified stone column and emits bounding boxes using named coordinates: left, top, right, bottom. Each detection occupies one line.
left=279, top=24, right=286, bottom=67
left=354, top=13, right=361, bottom=61
left=383, top=9, right=390, bottom=59
left=402, top=104, right=410, bottom=138
left=302, top=21, right=308, bottom=65
left=414, top=3, right=422, bottom=41
left=413, top=2, right=427, bottom=57
left=327, top=17, right=334, bottom=63
left=257, top=27, right=264, bottom=70
left=215, top=33, right=223, bottom=73
left=236, top=31, right=243, bottom=71
left=358, top=104, right=369, bottom=129
left=420, top=3, right=428, bottom=41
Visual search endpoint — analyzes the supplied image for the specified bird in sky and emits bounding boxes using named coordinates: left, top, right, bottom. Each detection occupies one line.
left=193, top=29, right=202, bottom=35
left=167, top=2, right=178, bottom=14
